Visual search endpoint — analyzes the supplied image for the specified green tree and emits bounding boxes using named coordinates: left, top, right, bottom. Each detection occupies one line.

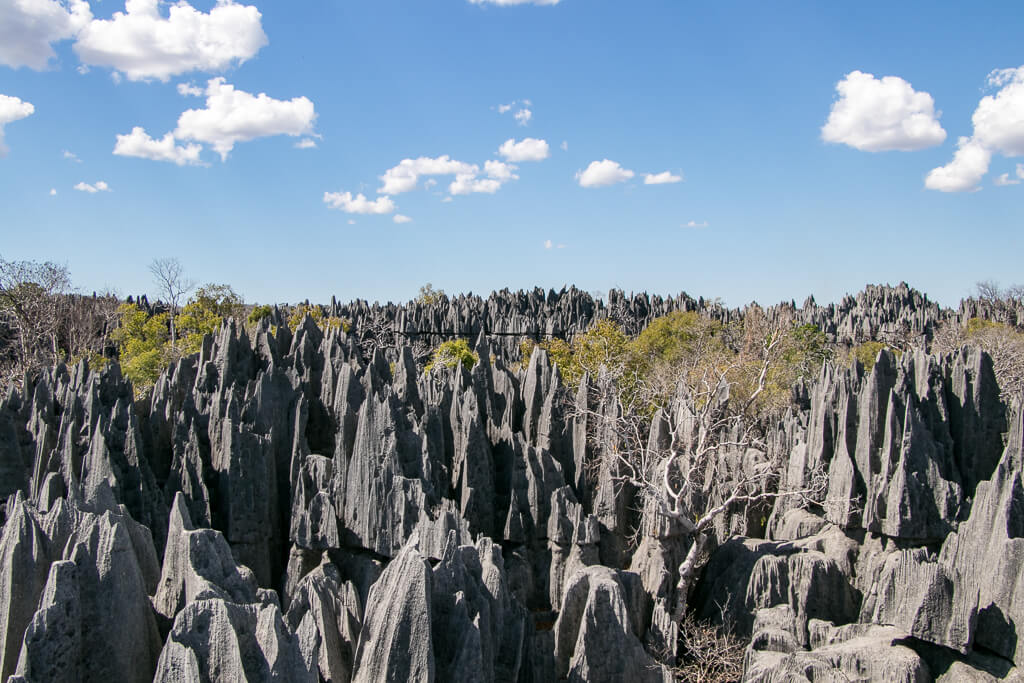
left=287, top=304, right=349, bottom=333
left=248, top=304, right=273, bottom=325
left=111, top=303, right=169, bottom=396
left=425, top=338, right=478, bottom=374
left=416, top=283, right=445, bottom=305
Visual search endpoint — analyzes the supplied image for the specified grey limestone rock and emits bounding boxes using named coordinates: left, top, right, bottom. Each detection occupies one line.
left=351, top=540, right=435, bottom=682
left=553, top=565, right=668, bottom=683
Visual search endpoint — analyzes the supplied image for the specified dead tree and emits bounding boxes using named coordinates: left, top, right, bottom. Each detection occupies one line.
left=148, top=257, right=195, bottom=348
left=578, top=323, right=826, bottom=625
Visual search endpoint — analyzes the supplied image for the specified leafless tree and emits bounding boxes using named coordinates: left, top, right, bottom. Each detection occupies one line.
left=577, top=321, right=827, bottom=627
left=149, top=257, right=195, bottom=347
left=0, top=257, right=72, bottom=381
left=977, top=280, right=1024, bottom=303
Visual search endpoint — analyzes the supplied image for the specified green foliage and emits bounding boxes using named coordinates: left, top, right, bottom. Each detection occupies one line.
left=288, top=304, right=350, bottom=333
left=191, top=283, right=244, bottom=319
left=425, top=339, right=478, bottom=374
left=966, top=317, right=1003, bottom=336
left=847, top=340, right=900, bottom=371
left=173, top=285, right=238, bottom=354
left=248, top=304, right=273, bottom=325
left=111, top=303, right=169, bottom=396
left=632, top=311, right=708, bottom=370
left=416, top=283, right=445, bottom=305
left=519, top=337, right=576, bottom=383
left=573, top=319, right=633, bottom=381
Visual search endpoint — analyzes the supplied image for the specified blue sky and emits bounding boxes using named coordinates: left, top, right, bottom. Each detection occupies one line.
left=1, top=0, right=1022, bottom=307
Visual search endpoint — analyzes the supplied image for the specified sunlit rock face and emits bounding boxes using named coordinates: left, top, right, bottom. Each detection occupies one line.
left=0, top=283, right=1020, bottom=681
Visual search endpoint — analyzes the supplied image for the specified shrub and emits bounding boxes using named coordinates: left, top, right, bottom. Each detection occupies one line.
left=248, top=304, right=273, bottom=325
left=425, top=339, right=478, bottom=374
left=110, top=303, right=169, bottom=396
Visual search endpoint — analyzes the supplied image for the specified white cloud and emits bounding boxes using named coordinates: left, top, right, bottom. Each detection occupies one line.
left=684, top=220, right=708, bottom=228
left=576, top=159, right=635, bottom=188
left=925, top=137, right=991, bottom=192
left=0, top=94, right=35, bottom=157
left=972, top=67, right=1024, bottom=156
left=822, top=70, right=946, bottom=152
left=393, top=214, right=412, bottom=224
left=294, top=138, right=317, bottom=149
left=379, top=155, right=478, bottom=194
left=323, top=191, right=395, bottom=215
left=484, top=159, right=518, bottom=181
left=62, top=149, right=81, bottom=162
left=469, top=0, right=560, bottom=5
left=497, top=103, right=513, bottom=114
left=73, top=0, right=267, bottom=82
left=0, top=0, right=91, bottom=69
left=117, top=79, right=315, bottom=163
left=926, top=67, right=1024, bottom=192
left=74, top=180, right=110, bottom=193
left=441, top=196, right=453, bottom=203
left=514, top=108, right=532, bottom=126
left=347, top=219, right=355, bottom=225
left=544, top=239, right=552, bottom=249
left=560, top=140, right=568, bottom=151
left=174, top=78, right=316, bottom=160
left=450, top=174, right=502, bottom=195
left=498, top=137, right=549, bottom=162
left=643, top=171, right=683, bottom=185
left=177, top=82, right=203, bottom=97
left=114, top=126, right=203, bottom=165
left=450, top=159, right=518, bottom=195
left=994, top=172, right=1020, bottom=186
left=49, top=188, right=57, bottom=196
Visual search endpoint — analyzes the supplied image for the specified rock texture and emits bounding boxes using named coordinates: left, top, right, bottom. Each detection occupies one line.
left=0, top=283, right=1020, bottom=682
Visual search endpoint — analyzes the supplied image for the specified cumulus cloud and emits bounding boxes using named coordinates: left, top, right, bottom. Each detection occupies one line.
left=323, top=191, right=395, bottom=215
left=498, top=137, right=549, bottom=162
left=49, top=188, right=57, bottom=196
left=116, top=79, right=316, bottom=163
left=379, top=155, right=479, bottom=194
left=497, top=103, right=513, bottom=114
left=393, top=214, right=412, bottom=224
left=0, top=0, right=91, bottom=69
left=469, top=0, right=559, bottom=5
left=177, top=82, right=203, bottom=97
left=560, top=140, right=568, bottom=151
left=62, top=149, right=81, bottom=162
left=114, top=126, right=203, bottom=165
left=74, top=180, right=110, bottom=193
left=294, top=138, right=317, bottom=149
left=174, top=78, right=315, bottom=160
left=925, top=137, right=991, bottom=192
left=0, top=94, right=35, bottom=157
left=544, top=239, right=552, bottom=249
left=73, top=0, right=267, bottom=82
left=576, top=159, right=634, bottom=188
left=643, top=171, right=683, bottom=185
left=995, top=172, right=1020, bottom=186
left=514, top=108, right=532, bottom=126
left=450, top=174, right=502, bottom=195
left=450, top=159, right=519, bottom=195
left=926, top=66, right=1024, bottom=192
left=484, top=159, right=518, bottom=181
left=822, top=70, right=946, bottom=152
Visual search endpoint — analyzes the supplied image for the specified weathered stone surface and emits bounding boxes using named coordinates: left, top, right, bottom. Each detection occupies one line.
left=351, top=540, right=435, bottom=682
left=553, top=565, right=666, bottom=683
left=154, top=597, right=313, bottom=683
